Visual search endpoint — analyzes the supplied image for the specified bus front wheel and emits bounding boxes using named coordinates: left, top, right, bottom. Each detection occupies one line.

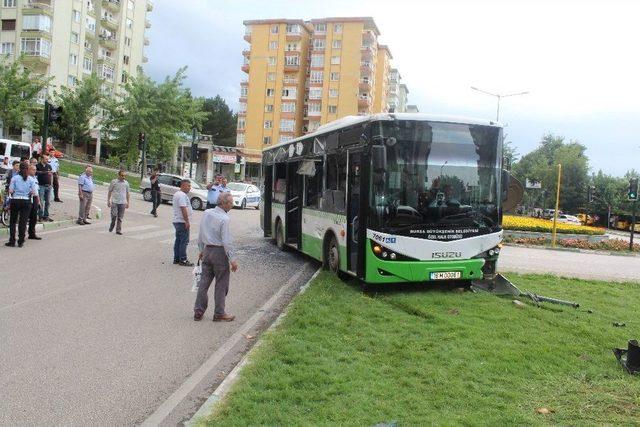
left=324, top=235, right=340, bottom=274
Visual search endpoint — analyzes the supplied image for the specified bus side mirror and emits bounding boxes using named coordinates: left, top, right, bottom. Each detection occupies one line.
left=372, top=145, right=387, bottom=173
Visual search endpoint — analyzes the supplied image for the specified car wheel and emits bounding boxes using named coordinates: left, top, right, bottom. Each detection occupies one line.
left=142, top=189, right=152, bottom=202
left=241, top=198, right=246, bottom=210
left=190, top=197, right=203, bottom=210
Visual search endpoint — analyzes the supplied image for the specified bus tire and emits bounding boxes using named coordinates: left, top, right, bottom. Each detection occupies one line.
left=275, top=219, right=287, bottom=251
left=323, top=234, right=341, bottom=275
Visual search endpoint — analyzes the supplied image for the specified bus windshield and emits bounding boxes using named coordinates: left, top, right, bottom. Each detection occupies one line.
left=370, top=120, right=502, bottom=240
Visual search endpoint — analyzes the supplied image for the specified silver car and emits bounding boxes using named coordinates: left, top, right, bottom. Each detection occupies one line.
left=140, top=173, right=208, bottom=210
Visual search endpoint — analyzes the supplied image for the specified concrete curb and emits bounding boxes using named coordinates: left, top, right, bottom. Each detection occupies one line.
left=504, top=243, right=640, bottom=258
left=186, top=268, right=323, bottom=426
left=0, top=218, right=76, bottom=235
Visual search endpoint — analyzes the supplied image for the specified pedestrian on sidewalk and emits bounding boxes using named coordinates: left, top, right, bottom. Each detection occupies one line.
left=35, top=154, right=53, bottom=222
left=5, top=162, right=37, bottom=247
left=4, top=161, right=19, bottom=191
left=77, top=166, right=95, bottom=225
left=205, top=174, right=223, bottom=210
left=48, top=154, right=62, bottom=203
left=194, top=193, right=239, bottom=322
left=27, top=164, right=42, bottom=241
left=0, top=156, right=10, bottom=177
left=172, top=179, right=194, bottom=266
left=107, top=170, right=130, bottom=235
left=150, top=169, right=161, bottom=217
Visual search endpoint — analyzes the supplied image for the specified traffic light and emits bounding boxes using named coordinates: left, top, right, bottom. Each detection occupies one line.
left=588, top=185, right=596, bottom=203
left=48, top=105, right=63, bottom=125
left=191, top=143, right=199, bottom=161
left=138, top=133, right=146, bottom=150
left=629, top=178, right=639, bottom=201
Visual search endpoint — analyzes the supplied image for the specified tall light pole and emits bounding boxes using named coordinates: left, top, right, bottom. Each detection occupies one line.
left=470, top=86, right=529, bottom=122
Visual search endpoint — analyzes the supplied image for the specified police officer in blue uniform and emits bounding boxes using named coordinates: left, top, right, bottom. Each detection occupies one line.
left=6, top=162, right=38, bottom=247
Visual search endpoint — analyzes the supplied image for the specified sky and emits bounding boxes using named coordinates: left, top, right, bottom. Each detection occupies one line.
left=145, top=0, right=640, bottom=176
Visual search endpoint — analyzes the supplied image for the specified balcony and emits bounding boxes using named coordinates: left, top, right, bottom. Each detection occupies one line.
left=285, top=31, right=302, bottom=41
left=98, top=34, right=117, bottom=49
left=359, top=79, right=372, bottom=90
left=146, top=0, right=153, bottom=11
left=283, top=61, right=300, bottom=72
left=20, top=52, right=50, bottom=67
left=361, top=44, right=376, bottom=59
left=102, top=0, right=120, bottom=12
left=241, top=63, right=249, bottom=73
left=360, top=61, right=374, bottom=75
left=363, top=30, right=376, bottom=42
left=358, top=95, right=371, bottom=107
left=22, top=1, right=53, bottom=16
left=87, top=7, right=96, bottom=17
left=242, top=49, right=250, bottom=58
left=97, top=54, right=114, bottom=65
left=243, top=31, right=251, bottom=42
left=21, top=28, right=53, bottom=39
left=101, top=15, right=119, bottom=31
left=283, top=77, right=298, bottom=85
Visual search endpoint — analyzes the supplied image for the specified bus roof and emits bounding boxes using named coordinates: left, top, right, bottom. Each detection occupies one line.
left=264, top=113, right=502, bottom=152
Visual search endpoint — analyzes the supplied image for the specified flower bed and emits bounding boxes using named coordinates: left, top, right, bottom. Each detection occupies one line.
left=503, top=215, right=605, bottom=235
left=504, top=236, right=639, bottom=252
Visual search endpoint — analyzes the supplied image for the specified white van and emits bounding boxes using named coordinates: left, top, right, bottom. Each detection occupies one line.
left=0, top=139, right=32, bottom=163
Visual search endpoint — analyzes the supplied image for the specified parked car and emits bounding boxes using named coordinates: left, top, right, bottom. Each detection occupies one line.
left=227, top=182, right=261, bottom=209
left=140, top=173, right=208, bottom=210
left=556, top=214, right=582, bottom=225
left=0, top=139, right=32, bottom=164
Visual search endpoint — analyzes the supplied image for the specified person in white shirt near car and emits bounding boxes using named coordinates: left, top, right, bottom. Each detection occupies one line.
left=172, top=179, right=194, bottom=266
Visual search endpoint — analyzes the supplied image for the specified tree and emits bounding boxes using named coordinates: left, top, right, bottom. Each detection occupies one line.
left=502, top=137, right=518, bottom=170
left=102, top=68, right=208, bottom=167
left=200, top=95, right=237, bottom=146
left=0, top=55, right=50, bottom=138
left=50, top=73, right=102, bottom=154
left=512, top=133, right=590, bottom=212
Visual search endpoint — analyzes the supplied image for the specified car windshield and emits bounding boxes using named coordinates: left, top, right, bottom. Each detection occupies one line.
left=227, top=183, right=248, bottom=191
left=370, top=120, right=502, bottom=240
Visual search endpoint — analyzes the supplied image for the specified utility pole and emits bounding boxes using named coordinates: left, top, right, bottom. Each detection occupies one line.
left=551, top=164, right=562, bottom=248
left=42, top=100, right=50, bottom=152
left=138, top=133, right=146, bottom=180
left=189, top=126, right=197, bottom=179
left=629, top=178, right=638, bottom=250
left=630, top=201, right=637, bottom=251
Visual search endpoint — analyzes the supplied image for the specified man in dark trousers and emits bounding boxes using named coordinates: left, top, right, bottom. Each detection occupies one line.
left=35, top=154, right=53, bottom=222
left=149, top=169, right=161, bottom=217
left=193, top=192, right=239, bottom=322
left=27, top=164, right=42, bottom=240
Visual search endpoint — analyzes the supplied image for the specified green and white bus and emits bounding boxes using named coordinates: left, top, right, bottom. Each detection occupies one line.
left=260, top=113, right=506, bottom=284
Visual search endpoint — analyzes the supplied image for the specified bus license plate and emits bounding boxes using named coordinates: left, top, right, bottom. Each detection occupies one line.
left=430, top=271, right=461, bottom=280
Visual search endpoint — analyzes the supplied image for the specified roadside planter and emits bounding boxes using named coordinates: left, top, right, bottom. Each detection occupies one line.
left=504, top=230, right=610, bottom=243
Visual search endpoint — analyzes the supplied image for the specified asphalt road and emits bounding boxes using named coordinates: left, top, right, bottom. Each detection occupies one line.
left=0, top=177, right=317, bottom=426
left=2, top=177, right=639, bottom=425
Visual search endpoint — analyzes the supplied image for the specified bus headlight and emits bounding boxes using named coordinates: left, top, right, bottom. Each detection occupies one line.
left=382, top=251, right=388, bottom=258
left=390, top=252, right=397, bottom=260
left=373, top=245, right=383, bottom=255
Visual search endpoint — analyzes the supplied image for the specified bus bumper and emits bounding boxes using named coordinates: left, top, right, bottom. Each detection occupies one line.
left=365, top=247, right=486, bottom=284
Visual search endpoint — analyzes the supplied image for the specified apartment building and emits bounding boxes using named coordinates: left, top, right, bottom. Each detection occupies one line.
left=0, top=0, right=151, bottom=145
left=239, top=17, right=410, bottom=177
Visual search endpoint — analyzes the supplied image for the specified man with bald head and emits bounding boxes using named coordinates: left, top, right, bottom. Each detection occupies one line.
left=77, top=166, right=95, bottom=225
left=194, top=192, right=239, bottom=322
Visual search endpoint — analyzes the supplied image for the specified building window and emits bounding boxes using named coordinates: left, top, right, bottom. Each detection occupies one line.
left=314, top=23, right=326, bottom=33
left=99, top=64, right=115, bottom=81
left=281, top=102, right=295, bottom=113
left=284, top=55, right=299, bottom=66
left=1, top=42, right=14, bottom=54
left=265, top=104, right=273, bottom=113
left=71, top=32, right=80, bottom=44
left=23, top=15, right=52, bottom=32
left=268, top=56, right=276, bottom=65
left=263, top=136, right=272, bottom=145
left=334, top=24, right=342, bottom=33
left=330, top=72, right=340, bottom=81
left=237, top=118, right=246, bottom=130
left=124, top=36, right=131, bottom=46
left=266, top=88, right=274, bottom=97
left=282, top=87, right=296, bottom=98
left=267, top=72, right=276, bottom=81
left=308, top=102, right=321, bottom=115
left=240, top=86, right=248, bottom=97
left=123, top=55, right=130, bottom=65
left=69, top=53, right=78, bottom=66
left=236, top=133, right=245, bottom=146
left=269, top=41, right=278, bottom=50
left=121, top=72, right=128, bottom=83
left=312, top=39, right=325, bottom=50
left=83, top=57, right=93, bottom=73
left=286, top=43, right=298, bottom=51
left=68, top=75, right=78, bottom=86
left=331, top=56, right=340, bottom=65
left=328, top=105, right=337, bottom=114
left=72, top=10, right=81, bottom=23
left=286, top=24, right=300, bottom=34
left=20, top=37, right=51, bottom=57
left=309, top=88, right=322, bottom=99
left=86, top=16, right=96, bottom=32
left=1, top=19, right=16, bottom=31
left=310, top=54, right=323, bottom=67
left=270, top=24, right=279, bottom=34
left=332, top=40, right=342, bottom=49
left=126, top=18, right=133, bottom=29
left=264, top=120, right=273, bottom=129
left=310, top=71, right=323, bottom=84
left=127, top=0, right=134, bottom=10
left=279, top=135, right=293, bottom=143
left=280, top=119, right=295, bottom=131
left=3, top=0, right=17, bottom=7
left=329, top=89, right=338, bottom=98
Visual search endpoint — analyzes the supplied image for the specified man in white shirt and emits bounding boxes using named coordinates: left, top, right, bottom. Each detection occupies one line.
left=172, top=179, right=194, bottom=266
left=107, top=170, right=130, bottom=235
left=48, top=154, right=62, bottom=202
left=194, top=192, right=238, bottom=322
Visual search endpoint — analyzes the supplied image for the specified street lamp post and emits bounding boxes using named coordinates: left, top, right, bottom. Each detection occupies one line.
left=470, top=86, right=529, bottom=122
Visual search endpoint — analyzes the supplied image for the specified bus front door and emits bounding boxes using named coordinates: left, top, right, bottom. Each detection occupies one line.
left=285, top=161, right=302, bottom=247
left=347, top=151, right=362, bottom=274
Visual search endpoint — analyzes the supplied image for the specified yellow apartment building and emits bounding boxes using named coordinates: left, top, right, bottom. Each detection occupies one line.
left=0, top=0, right=152, bottom=158
left=238, top=16, right=410, bottom=178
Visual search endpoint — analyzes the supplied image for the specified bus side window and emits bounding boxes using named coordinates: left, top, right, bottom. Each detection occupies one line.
left=273, top=163, right=286, bottom=204
left=304, top=164, right=323, bottom=209
left=324, top=154, right=346, bottom=214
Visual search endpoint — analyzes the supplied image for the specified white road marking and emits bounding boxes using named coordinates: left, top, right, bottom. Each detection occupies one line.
left=141, top=263, right=311, bottom=426
left=97, top=224, right=158, bottom=234
left=128, top=229, right=175, bottom=240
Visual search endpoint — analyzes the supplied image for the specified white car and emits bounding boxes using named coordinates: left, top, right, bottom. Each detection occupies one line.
left=226, top=182, right=261, bottom=210
left=557, top=214, right=582, bottom=225
left=140, top=173, right=208, bottom=210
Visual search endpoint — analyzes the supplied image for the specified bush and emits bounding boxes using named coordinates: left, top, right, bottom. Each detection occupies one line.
left=503, top=235, right=639, bottom=252
left=503, top=215, right=605, bottom=235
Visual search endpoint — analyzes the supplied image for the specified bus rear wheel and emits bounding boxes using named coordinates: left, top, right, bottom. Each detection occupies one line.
left=275, top=220, right=286, bottom=251
left=324, top=235, right=341, bottom=274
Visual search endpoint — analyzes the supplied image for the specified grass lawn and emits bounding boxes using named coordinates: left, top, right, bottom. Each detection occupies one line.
left=59, top=160, right=142, bottom=189
left=202, top=272, right=640, bottom=426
